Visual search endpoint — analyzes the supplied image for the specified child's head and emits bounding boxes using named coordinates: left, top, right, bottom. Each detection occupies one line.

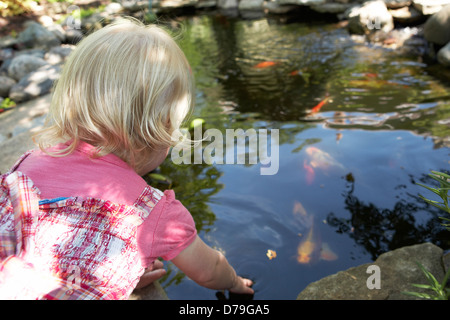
left=35, top=17, right=194, bottom=173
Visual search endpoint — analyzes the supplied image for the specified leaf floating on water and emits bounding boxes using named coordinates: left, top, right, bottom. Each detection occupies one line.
left=266, top=249, right=277, bottom=260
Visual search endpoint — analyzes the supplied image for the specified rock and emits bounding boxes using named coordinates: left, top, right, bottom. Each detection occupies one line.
left=46, top=24, right=66, bottom=43
left=0, top=48, right=14, bottom=62
left=16, top=21, right=61, bottom=50
left=38, top=15, right=55, bottom=27
left=195, top=0, right=217, bottom=9
left=217, top=0, right=238, bottom=9
left=437, top=42, right=450, bottom=66
left=279, top=0, right=326, bottom=5
left=400, top=29, right=428, bottom=55
left=347, top=0, right=394, bottom=35
left=9, top=64, right=61, bottom=103
left=238, top=0, right=264, bottom=11
left=297, top=243, right=445, bottom=300
left=0, top=36, right=19, bottom=50
left=104, top=2, right=124, bottom=14
left=7, top=54, right=49, bottom=81
left=311, top=2, right=356, bottom=14
left=389, top=5, right=424, bottom=24
left=129, top=281, right=169, bottom=300
left=154, top=0, right=198, bottom=9
left=0, top=76, right=16, bottom=98
left=424, top=4, right=450, bottom=45
left=413, top=0, right=450, bottom=15
left=44, top=45, right=75, bottom=65
left=383, top=0, right=411, bottom=9
left=15, top=49, right=45, bottom=59
left=263, top=1, right=299, bottom=14
left=121, top=0, right=148, bottom=12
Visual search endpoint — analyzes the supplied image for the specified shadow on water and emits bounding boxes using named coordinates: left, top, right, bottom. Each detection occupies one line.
left=327, top=171, right=450, bottom=261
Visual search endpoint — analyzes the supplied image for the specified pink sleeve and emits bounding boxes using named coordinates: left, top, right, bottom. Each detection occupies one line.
left=136, top=190, right=197, bottom=267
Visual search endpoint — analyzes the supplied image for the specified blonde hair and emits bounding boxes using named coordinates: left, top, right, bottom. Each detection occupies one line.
left=34, top=17, right=194, bottom=172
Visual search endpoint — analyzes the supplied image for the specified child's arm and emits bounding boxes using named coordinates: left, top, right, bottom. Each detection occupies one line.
left=171, top=235, right=254, bottom=294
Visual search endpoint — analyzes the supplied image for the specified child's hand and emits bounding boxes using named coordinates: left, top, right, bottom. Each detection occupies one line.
left=229, top=276, right=254, bottom=295
left=135, top=260, right=166, bottom=289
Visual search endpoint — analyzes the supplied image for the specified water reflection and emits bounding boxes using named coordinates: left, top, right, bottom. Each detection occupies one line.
left=327, top=171, right=450, bottom=261
left=145, top=160, right=223, bottom=233
left=152, top=13, right=449, bottom=299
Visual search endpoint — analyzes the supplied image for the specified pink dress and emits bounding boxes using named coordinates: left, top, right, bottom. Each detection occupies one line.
left=0, top=142, right=197, bottom=299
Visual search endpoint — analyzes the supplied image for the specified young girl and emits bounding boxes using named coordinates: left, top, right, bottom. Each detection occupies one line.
left=0, top=17, right=253, bottom=299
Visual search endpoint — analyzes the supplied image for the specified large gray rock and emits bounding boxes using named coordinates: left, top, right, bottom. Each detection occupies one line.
left=44, top=45, right=75, bottom=65
left=7, top=54, right=49, bottom=81
left=384, top=0, right=411, bottom=9
left=0, top=36, right=18, bottom=50
left=347, top=0, right=395, bottom=35
left=217, top=0, right=238, bottom=9
left=0, top=76, right=16, bottom=97
left=389, top=5, right=423, bottom=24
left=9, top=64, right=61, bottom=103
left=263, top=1, right=299, bottom=14
left=297, top=243, right=446, bottom=300
left=279, top=0, right=326, bottom=5
left=238, top=0, right=264, bottom=11
left=413, top=0, right=450, bottom=15
left=16, top=21, right=61, bottom=50
left=311, top=2, right=355, bottom=14
left=424, top=4, right=450, bottom=45
left=129, top=281, right=169, bottom=300
left=437, top=42, right=450, bottom=66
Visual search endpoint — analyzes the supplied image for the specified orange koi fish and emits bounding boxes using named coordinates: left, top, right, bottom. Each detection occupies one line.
left=297, top=224, right=338, bottom=264
left=293, top=200, right=314, bottom=228
left=365, top=72, right=378, bottom=78
left=253, top=61, right=278, bottom=69
left=305, top=146, right=344, bottom=171
left=310, top=96, right=331, bottom=114
left=303, top=160, right=315, bottom=185
left=292, top=201, right=337, bottom=265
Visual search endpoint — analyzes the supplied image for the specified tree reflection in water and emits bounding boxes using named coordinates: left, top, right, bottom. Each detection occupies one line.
left=327, top=171, right=450, bottom=261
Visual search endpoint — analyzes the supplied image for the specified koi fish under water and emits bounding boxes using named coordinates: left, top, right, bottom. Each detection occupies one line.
left=253, top=61, right=278, bottom=68
left=302, top=146, right=345, bottom=185
left=310, top=96, right=331, bottom=114
left=305, top=146, right=344, bottom=171
left=293, top=201, right=338, bottom=265
left=303, top=160, right=315, bottom=185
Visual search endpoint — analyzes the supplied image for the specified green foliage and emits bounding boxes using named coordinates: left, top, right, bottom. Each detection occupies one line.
left=402, top=262, right=450, bottom=300
left=0, top=98, right=16, bottom=112
left=0, top=0, right=36, bottom=17
left=417, top=170, right=450, bottom=230
left=402, top=170, right=450, bottom=300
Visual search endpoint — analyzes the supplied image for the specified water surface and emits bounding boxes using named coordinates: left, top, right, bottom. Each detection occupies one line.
left=146, top=13, right=450, bottom=300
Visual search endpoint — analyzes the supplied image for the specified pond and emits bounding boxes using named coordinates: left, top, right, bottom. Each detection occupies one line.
left=144, top=13, right=450, bottom=300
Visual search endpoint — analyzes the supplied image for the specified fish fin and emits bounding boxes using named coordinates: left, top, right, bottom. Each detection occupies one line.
left=303, top=160, right=315, bottom=185
left=320, top=243, right=338, bottom=261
